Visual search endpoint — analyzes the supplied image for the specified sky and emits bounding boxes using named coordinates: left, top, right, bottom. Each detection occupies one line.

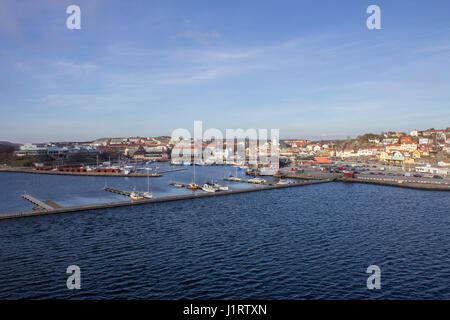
left=0, top=0, right=449, bottom=143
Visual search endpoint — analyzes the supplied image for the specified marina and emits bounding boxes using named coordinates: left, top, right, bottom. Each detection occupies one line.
left=1, top=162, right=448, bottom=221
left=0, top=179, right=331, bottom=220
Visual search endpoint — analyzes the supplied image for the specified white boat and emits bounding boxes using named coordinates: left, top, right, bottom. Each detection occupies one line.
left=186, top=160, right=198, bottom=190
left=213, top=183, right=229, bottom=191
left=277, top=179, right=289, bottom=185
left=144, top=168, right=153, bottom=198
left=248, top=178, right=266, bottom=184
left=201, top=184, right=217, bottom=193
left=228, top=176, right=242, bottom=182
left=130, top=191, right=145, bottom=200
left=171, top=159, right=182, bottom=165
left=143, top=191, right=153, bottom=199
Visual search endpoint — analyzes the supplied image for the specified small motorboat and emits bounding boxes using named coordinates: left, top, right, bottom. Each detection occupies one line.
left=130, top=191, right=145, bottom=200
left=143, top=191, right=153, bottom=199
left=201, top=184, right=217, bottom=193
left=213, top=183, right=229, bottom=191
left=186, top=183, right=199, bottom=190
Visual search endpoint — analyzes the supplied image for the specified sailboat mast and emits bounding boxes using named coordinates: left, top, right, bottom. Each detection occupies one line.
left=147, top=168, right=149, bottom=193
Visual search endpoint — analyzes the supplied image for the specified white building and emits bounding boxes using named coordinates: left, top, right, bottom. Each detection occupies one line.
left=357, top=149, right=373, bottom=156
left=415, top=164, right=449, bottom=176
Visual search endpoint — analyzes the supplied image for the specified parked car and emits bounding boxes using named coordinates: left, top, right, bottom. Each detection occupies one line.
left=413, top=174, right=422, bottom=178
left=433, top=175, right=443, bottom=179
left=377, top=172, right=385, bottom=175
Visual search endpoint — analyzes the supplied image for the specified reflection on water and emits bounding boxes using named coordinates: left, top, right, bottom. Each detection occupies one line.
left=0, top=166, right=449, bottom=299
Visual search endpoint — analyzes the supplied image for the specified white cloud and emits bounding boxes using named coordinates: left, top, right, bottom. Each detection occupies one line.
left=52, top=61, right=99, bottom=76
left=172, top=31, right=222, bottom=44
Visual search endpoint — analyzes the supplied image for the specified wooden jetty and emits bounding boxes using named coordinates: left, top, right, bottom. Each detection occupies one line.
left=103, top=187, right=131, bottom=197
left=21, top=194, right=62, bottom=211
left=169, top=182, right=188, bottom=188
left=159, top=168, right=188, bottom=174
left=0, top=179, right=331, bottom=221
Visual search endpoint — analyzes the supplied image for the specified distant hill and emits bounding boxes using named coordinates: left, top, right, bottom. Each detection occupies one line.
left=0, top=141, right=20, bottom=149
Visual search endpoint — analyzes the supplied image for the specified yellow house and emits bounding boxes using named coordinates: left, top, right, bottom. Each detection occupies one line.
left=412, top=150, right=421, bottom=159
left=404, top=157, right=415, bottom=164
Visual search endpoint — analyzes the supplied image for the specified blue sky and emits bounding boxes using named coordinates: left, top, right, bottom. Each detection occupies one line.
left=1, top=0, right=449, bottom=143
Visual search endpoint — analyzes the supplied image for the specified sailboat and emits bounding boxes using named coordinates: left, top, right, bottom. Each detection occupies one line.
left=186, top=159, right=199, bottom=190
left=143, top=167, right=153, bottom=199
left=130, top=186, right=145, bottom=200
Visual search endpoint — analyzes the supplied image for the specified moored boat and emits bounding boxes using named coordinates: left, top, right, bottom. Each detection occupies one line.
left=186, top=183, right=199, bottom=190
left=201, top=184, right=217, bottom=193
left=130, top=191, right=145, bottom=200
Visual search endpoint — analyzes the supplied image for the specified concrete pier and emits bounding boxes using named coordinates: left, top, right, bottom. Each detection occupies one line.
left=0, top=179, right=331, bottom=221
left=339, top=177, right=450, bottom=191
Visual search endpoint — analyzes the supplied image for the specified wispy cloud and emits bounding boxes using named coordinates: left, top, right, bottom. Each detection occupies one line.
left=172, top=31, right=222, bottom=44
left=52, top=61, right=99, bottom=76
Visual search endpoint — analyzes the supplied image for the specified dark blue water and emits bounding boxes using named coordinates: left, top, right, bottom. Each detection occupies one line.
left=0, top=168, right=449, bottom=299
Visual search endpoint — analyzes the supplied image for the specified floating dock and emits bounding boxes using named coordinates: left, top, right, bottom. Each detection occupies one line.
left=0, top=179, right=331, bottom=221
left=103, top=187, right=131, bottom=197
left=21, top=194, right=63, bottom=211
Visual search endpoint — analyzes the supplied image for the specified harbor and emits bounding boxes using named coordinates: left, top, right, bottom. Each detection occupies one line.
left=1, top=161, right=449, bottom=221
left=0, top=179, right=331, bottom=220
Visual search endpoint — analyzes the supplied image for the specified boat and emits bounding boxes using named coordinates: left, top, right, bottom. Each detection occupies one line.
left=171, top=159, right=182, bottom=165
left=143, top=192, right=153, bottom=199
left=228, top=176, right=242, bottom=182
left=248, top=178, right=266, bottom=184
left=173, top=183, right=184, bottom=187
left=186, top=183, right=199, bottom=190
left=276, top=179, right=289, bottom=185
left=144, top=168, right=153, bottom=198
left=130, top=191, right=145, bottom=200
left=201, top=184, right=217, bottom=193
left=213, top=183, right=229, bottom=191
left=186, top=160, right=198, bottom=190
